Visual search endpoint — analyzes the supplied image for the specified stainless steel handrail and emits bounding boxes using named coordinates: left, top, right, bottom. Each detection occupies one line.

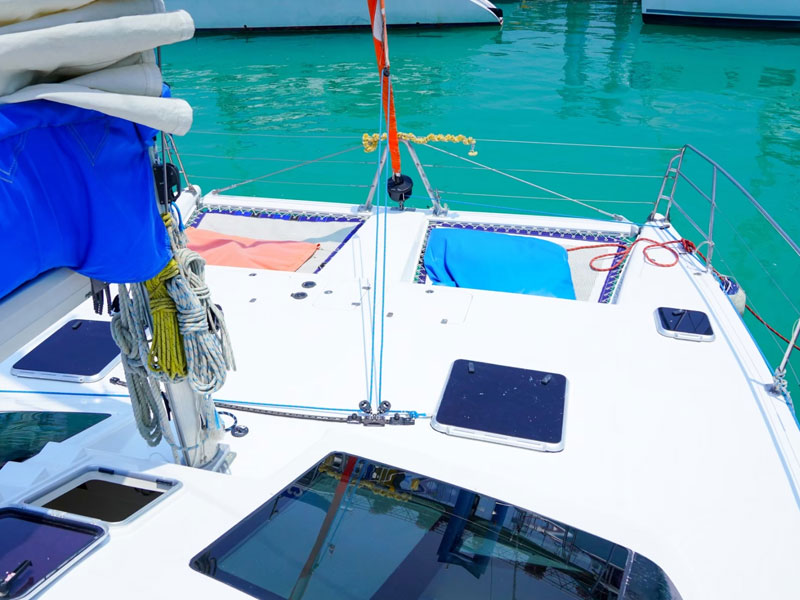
left=652, top=145, right=800, bottom=262
left=651, top=145, right=800, bottom=402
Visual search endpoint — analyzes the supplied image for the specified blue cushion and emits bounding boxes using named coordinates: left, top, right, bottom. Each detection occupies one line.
left=423, top=228, right=576, bottom=299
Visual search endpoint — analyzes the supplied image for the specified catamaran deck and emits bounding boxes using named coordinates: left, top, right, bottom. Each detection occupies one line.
left=1, top=195, right=799, bottom=599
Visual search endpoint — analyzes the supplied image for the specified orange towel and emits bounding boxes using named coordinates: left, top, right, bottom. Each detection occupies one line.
left=185, top=228, right=319, bottom=272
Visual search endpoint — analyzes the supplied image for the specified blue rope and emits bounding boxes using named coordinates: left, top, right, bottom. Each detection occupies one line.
left=170, top=202, right=185, bottom=232
left=368, top=73, right=386, bottom=412
left=0, top=389, right=425, bottom=417
left=377, top=75, right=392, bottom=409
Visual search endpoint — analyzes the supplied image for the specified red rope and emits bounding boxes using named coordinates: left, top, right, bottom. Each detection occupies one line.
left=746, top=305, right=800, bottom=352
left=567, top=237, right=695, bottom=272
left=571, top=237, right=799, bottom=352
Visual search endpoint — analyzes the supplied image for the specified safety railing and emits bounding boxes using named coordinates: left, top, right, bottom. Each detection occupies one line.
left=651, top=144, right=800, bottom=404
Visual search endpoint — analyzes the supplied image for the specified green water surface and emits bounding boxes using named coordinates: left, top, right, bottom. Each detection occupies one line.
left=163, top=1, right=800, bottom=402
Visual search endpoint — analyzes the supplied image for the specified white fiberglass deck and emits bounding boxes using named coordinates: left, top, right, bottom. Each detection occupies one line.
left=1, top=195, right=799, bottom=599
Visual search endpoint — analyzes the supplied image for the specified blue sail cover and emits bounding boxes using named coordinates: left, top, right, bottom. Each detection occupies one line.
left=423, top=228, right=576, bottom=299
left=0, top=100, right=171, bottom=299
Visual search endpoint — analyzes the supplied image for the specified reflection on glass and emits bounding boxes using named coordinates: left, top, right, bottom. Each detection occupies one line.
left=0, top=412, right=110, bottom=468
left=191, top=452, right=679, bottom=599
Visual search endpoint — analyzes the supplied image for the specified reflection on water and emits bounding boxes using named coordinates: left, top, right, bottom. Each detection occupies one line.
left=165, top=0, right=800, bottom=394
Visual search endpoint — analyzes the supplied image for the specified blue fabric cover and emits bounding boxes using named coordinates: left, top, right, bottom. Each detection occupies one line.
left=0, top=100, right=170, bottom=299
left=423, top=228, right=576, bottom=299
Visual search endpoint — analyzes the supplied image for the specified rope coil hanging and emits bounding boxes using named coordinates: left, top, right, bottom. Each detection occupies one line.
left=362, top=131, right=478, bottom=156
left=111, top=210, right=235, bottom=462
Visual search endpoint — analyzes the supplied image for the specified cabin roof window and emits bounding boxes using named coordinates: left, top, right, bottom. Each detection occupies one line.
left=190, top=452, right=682, bottom=600
left=0, top=412, right=110, bottom=469
left=0, top=506, right=106, bottom=599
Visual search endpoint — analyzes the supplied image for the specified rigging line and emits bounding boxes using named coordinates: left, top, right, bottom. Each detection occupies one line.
left=437, top=190, right=652, bottom=205
left=409, top=194, right=626, bottom=224
left=688, top=200, right=800, bottom=316
left=368, top=73, right=386, bottom=413
left=432, top=165, right=662, bottom=179
left=182, top=153, right=377, bottom=166
left=714, top=255, right=800, bottom=362
left=188, top=175, right=369, bottom=188
left=191, top=129, right=679, bottom=151
left=423, top=143, right=623, bottom=221
left=377, top=86, right=391, bottom=410
left=211, top=145, right=362, bottom=194
left=182, top=152, right=661, bottom=179
left=714, top=214, right=800, bottom=317
left=192, top=130, right=354, bottom=139
left=412, top=194, right=662, bottom=233
left=477, top=138, right=680, bottom=151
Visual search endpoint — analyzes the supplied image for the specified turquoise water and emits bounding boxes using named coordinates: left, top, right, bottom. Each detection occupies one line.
left=163, top=1, right=800, bottom=401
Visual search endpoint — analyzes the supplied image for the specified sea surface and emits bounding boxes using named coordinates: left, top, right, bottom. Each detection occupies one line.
left=163, top=0, right=800, bottom=402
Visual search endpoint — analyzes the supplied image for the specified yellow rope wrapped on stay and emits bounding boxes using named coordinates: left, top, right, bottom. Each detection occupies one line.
left=362, top=131, right=478, bottom=156
left=144, top=258, right=187, bottom=379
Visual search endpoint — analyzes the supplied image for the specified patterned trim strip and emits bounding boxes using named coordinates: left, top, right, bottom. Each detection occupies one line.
left=186, top=204, right=366, bottom=274
left=415, top=220, right=632, bottom=304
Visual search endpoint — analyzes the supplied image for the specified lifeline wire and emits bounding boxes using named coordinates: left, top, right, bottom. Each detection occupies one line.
left=190, top=129, right=679, bottom=152
left=212, top=145, right=362, bottom=194
left=423, top=143, right=623, bottom=221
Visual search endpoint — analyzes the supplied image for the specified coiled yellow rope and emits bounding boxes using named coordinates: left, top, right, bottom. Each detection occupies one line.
left=144, top=257, right=187, bottom=379
left=362, top=132, right=478, bottom=156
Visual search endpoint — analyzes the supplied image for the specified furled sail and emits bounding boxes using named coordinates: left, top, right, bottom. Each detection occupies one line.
left=0, top=0, right=194, bottom=297
left=0, top=0, right=194, bottom=134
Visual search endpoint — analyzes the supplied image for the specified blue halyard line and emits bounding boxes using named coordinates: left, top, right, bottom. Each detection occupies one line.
left=0, top=389, right=426, bottom=417
left=377, top=82, right=391, bottom=409
left=368, top=75, right=386, bottom=413
left=0, top=389, right=129, bottom=399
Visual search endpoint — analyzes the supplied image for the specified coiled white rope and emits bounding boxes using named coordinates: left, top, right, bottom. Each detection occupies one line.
left=111, top=283, right=180, bottom=462
left=110, top=209, right=235, bottom=463
left=169, top=246, right=235, bottom=394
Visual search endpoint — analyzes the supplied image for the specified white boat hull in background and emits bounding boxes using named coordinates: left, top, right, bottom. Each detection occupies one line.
left=165, top=0, right=502, bottom=30
left=642, top=0, right=800, bottom=28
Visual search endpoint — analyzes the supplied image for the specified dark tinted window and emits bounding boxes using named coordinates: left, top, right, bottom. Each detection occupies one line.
left=42, top=479, right=164, bottom=522
left=0, top=507, right=105, bottom=599
left=656, top=307, right=713, bottom=336
left=191, top=452, right=681, bottom=599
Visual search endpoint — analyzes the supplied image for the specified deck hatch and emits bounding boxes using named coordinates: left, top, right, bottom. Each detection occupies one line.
left=432, top=360, right=567, bottom=452
left=189, top=452, right=681, bottom=600
left=10, top=319, right=120, bottom=383
left=26, top=467, right=179, bottom=524
left=655, top=307, right=715, bottom=342
left=0, top=506, right=106, bottom=600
